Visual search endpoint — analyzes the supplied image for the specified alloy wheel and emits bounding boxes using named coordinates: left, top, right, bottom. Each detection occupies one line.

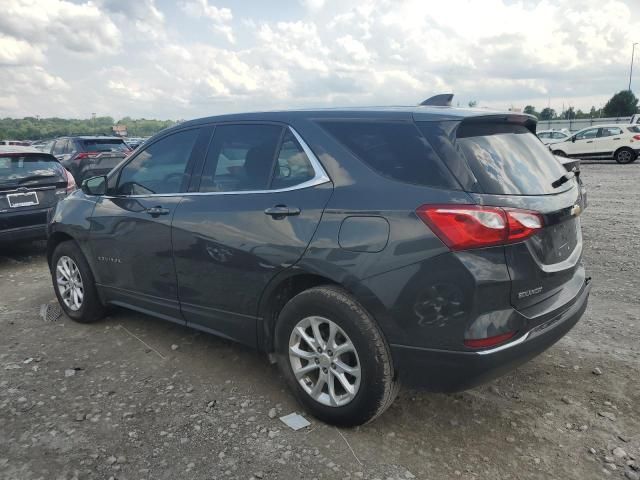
left=288, top=316, right=361, bottom=407
left=56, top=255, right=84, bottom=311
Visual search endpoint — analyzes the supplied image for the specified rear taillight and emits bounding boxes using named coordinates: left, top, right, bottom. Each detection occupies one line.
left=416, top=204, right=543, bottom=251
left=74, top=152, right=99, bottom=161
left=64, top=168, right=77, bottom=194
left=632, top=135, right=640, bottom=141
left=464, top=331, right=516, bottom=349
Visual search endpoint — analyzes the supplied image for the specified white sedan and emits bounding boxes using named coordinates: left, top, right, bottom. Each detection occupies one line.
left=536, top=129, right=570, bottom=145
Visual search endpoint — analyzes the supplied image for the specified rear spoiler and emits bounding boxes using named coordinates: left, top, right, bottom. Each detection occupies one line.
left=419, top=94, right=454, bottom=107
left=460, top=114, right=538, bottom=135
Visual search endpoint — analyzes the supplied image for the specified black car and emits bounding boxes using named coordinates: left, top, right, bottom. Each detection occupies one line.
left=1, top=146, right=75, bottom=243
left=47, top=106, right=591, bottom=426
left=50, top=136, right=130, bottom=184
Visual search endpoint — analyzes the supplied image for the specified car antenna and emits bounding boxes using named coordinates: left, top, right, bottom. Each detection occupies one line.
left=419, top=93, right=454, bottom=107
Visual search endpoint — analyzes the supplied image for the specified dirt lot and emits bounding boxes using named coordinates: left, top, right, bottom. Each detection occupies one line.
left=1, top=161, right=639, bottom=480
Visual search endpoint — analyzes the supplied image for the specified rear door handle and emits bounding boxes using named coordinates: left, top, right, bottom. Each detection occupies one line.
left=613, top=137, right=620, bottom=140
left=264, top=205, right=301, bottom=218
left=146, top=206, right=170, bottom=216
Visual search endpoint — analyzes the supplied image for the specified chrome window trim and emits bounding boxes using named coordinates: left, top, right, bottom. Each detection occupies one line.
left=107, top=126, right=331, bottom=199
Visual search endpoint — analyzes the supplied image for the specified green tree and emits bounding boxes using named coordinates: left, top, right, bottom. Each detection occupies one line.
left=523, top=105, right=538, bottom=117
left=539, top=108, right=556, bottom=121
left=468, top=100, right=477, bottom=108
left=602, top=90, right=639, bottom=117
left=563, top=107, right=575, bottom=120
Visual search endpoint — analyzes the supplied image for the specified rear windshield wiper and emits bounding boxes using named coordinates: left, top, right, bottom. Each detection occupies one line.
left=551, top=171, right=575, bottom=189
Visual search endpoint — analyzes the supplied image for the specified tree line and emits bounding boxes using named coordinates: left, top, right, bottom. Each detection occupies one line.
left=0, top=116, right=177, bottom=140
left=469, top=90, right=639, bottom=120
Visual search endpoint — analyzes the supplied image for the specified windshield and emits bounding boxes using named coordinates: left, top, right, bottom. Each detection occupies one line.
left=82, top=139, right=129, bottom=153
left=0, top=155, right=65, bottom=185
left=455, top=122, right=572, bottom=195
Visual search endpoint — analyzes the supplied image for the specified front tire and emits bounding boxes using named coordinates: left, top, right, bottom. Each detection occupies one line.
left=275, top=286, right=398, bottom=426
left=615, top=147, right=636, bottom=164
left=51, top=241, right=105, bottom=323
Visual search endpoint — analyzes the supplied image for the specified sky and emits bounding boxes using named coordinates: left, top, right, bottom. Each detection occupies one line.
left=0, top=0, right=638, bottom=120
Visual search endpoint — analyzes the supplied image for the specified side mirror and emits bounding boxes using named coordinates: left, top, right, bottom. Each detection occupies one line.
left=81, top=175, right=107, bottom=196
left=571, top=136, right=576, bottom=143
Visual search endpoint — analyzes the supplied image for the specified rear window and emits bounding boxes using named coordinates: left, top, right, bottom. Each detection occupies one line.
left=628, top=126, right=640, bottom=133
left=82, top=139, right=129, bottom=153
left=420, top=121, right=571, bottom=196
left=0, top=155, right=65, bottom=185
left=317, top=120, right=458, bottom=189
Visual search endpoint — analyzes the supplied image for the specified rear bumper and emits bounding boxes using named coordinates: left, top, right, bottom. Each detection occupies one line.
left=0, top=224, right=47, bottom=243
left=390, top=278, right=591, bottom=391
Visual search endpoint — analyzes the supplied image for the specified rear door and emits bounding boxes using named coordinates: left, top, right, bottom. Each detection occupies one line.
left=171, top=123, right=333, bottom=346
left=0, top=153, right=67, bottom=232
left=419, top=117, right=586, bottom=321
left=567, top=128, right=598, bottom=157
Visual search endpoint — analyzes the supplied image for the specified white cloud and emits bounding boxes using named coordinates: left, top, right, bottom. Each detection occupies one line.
left=0, top=0, right=639, bottom=119
left=0, top=0, right=122, bottom=55
left=180, top=0, right=235, bottom=43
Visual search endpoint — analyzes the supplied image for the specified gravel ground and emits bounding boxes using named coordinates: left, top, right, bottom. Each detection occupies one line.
left=1, top=161, right=639, bottom=480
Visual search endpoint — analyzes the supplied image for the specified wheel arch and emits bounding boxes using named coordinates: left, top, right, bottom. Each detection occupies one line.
left=613, top=146, right=637, bottom=163
left=257, top=268, right=391, bottom=354
left=47, top=232, right=75, bottom=269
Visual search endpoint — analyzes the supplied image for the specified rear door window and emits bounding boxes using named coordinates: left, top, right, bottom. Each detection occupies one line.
left=419, top=121, right=571, bottom=196
left=317, top=120, right=458, bottom=189
left=82, top=139, right=129, bottom=153
left=199, top=124, right=283, bottom=192
left=599, top=127, right=622, bottom=137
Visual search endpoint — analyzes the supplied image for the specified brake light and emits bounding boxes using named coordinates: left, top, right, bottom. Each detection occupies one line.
left=464, top=331, right=516, bottom=349
left=632, top=135, right=640, bottom=141
left=64, top=168, right=77, bottom=194
left=416, top=205, right=543, bottom=251
left=74, top=152, right=99, bottom=161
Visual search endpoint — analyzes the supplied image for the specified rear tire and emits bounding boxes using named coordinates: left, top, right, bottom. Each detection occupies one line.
left=552, top=150, right=567, bottom=157
left=51, top=241, right=105, bottom=323
left=275, top=285, right=398, bottom=426
left=614, top=147, right=636, bottom=164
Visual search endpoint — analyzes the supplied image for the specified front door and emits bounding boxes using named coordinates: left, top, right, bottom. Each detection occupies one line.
left=88, top=127, right=203, bottom=322
left=172, top=124, right=333, bottom=346
left=567, top=127, right=598, bottom=157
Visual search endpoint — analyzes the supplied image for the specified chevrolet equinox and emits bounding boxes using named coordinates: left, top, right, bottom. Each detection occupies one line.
left=48, top=106, right=591, bottom=426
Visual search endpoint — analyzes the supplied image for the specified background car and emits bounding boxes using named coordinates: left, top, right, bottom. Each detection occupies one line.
left=0, top=140, right=31, bottom=146
left=550, top=124, right=640, bottom=164
left=51, top=135, right=131, bottom=183
left=1, top=146, right=75, bottom=243
left=31, top=139, right=55, bottom=153
left=536, top=129, right=570, bottom=145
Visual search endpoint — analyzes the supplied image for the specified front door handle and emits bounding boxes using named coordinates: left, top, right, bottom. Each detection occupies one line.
left=264, top=205, right=301, bottom=218
left=145, top=206, right=170, bottom=216
left=613, top=138, right=620, bottom=140
left=586, top=140, right=593, bottom=143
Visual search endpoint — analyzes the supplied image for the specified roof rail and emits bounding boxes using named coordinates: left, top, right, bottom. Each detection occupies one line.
left=419, top=94, right=454, bottom=107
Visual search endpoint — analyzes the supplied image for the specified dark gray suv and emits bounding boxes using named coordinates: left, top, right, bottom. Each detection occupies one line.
left=47, top=106, right=591, bottom=426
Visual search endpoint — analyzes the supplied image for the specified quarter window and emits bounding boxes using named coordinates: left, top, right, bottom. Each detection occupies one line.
left=116, top=128, right=200, bottom=195
left=318, top=120, right=457, bottom=189
left=600, top=127, right=622, bottom=137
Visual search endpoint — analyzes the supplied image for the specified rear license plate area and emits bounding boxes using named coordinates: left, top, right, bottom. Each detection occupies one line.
left=7, top=191, right=39, bottom=208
